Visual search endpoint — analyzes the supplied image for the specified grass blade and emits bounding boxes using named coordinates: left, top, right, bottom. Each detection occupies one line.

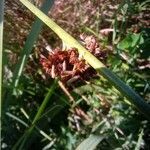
left=19, top=0, right=150, bottom=119
left=12, top=0, right=54, bottom=91
left=135, top=129, right=144, bottom=150
left=0, top=0, right=4, bottom=142
left=76, top=134, right=105, bottom=150
left=12, top=79, right=58, bottom=150
left=32, top=80, right=58, bottom=125
left=3, top=0, right=55, bottom=114
left=6, top=112, right=29, bottom=127
left=19, top=0, right=105, bottom=69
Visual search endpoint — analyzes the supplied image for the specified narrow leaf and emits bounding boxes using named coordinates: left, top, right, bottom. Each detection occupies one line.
left=19, top=0, right=105, bottom=69
left=12, top=80, right=58, bottom=150
left=13, top=0, right=54, bottom=90
left=76, top=134, right=105, bottom=150
left=0, top=0, right=4, bottom=141
left=19, top=0, right=150, bottom=119
left=135, top=129, right=144, bottom=150
left=6, top=112, right=29, bottom=127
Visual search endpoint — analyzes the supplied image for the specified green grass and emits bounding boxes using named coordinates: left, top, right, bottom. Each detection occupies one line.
left=12, top=79, right=58, bottom=149
left=19, top=0, right=150, bottom=119
left=0, top=0, right=4, bottom=145
left=2, top=0, right=150, bottom=149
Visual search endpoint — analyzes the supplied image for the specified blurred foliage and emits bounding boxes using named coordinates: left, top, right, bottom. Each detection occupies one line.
left=2, top=0, right=150, bottom=149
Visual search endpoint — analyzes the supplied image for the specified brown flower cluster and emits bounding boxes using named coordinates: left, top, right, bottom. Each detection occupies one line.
left=40, top=48, right=89, bottom=82
left=40, top=35, right=107, bottom=85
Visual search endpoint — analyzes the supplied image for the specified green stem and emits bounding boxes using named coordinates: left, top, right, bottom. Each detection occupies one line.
left=12, top=80, right=58, bottom=150
left=0, top=0, right=4, bottom=143
left=32, top=81, right=58, bottom=125
left=19, top=0, right=150, bottom=120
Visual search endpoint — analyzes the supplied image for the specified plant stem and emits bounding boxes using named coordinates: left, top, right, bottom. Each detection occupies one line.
left=12, top=80, right=58, bottom=150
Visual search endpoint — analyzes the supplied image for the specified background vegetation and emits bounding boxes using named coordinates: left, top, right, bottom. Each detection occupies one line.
left=1, top=0, right=150, bottom=149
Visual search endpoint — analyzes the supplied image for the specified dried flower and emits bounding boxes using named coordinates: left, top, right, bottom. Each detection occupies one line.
left=40, top=34, right=107, bottom=86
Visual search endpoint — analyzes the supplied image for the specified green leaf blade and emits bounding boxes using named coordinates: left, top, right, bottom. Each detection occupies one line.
left=76, top=134, right=105, bottom=150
